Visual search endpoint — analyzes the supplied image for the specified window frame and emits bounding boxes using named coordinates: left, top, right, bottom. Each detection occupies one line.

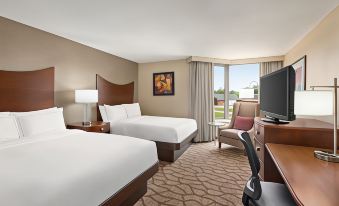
left=214, top=63, right=259, bottom=120
left=213, top=64, right=229, bottom=120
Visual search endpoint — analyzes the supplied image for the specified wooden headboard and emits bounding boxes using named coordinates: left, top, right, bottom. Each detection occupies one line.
left=0, top=68, right=55, bottom=112
left=96, top=74, right=134, bottom=121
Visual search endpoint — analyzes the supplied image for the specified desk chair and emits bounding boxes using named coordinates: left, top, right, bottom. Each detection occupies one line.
left=239, top=132, right=296, bottom=206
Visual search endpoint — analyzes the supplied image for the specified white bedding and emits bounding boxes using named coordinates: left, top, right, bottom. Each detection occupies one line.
left=110, top=116, right=197, bottom=143
left=0, top=129, right=158, bottom=206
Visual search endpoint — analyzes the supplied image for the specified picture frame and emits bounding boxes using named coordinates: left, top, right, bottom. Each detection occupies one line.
left=291, top=55, right=306, bottom=91
left=153, top=72, right=175, bottom=96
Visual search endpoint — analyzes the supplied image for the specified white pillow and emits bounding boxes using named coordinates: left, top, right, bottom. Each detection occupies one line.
left=0, top=116, right=21, bottom=140
left=123, top=103, right=141, bottom=118
left=14, top=108, right=66, bottom=137
left=99, top=105, right=108, bottom=122
left=104, top=104, right=127, bottom=122
left=11, top=108, right=59, bottom=137
left=11, top=107, right=58, bottom=117
left=0, top=112, right=10, bottom=116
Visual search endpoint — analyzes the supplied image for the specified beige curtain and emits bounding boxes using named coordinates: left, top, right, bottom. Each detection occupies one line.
left=260, top=61, right=284, bottom=76
left=189, top=61, right=214, bottom=142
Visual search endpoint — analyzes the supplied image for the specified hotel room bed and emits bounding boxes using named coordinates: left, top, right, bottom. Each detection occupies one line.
left=0, top=129, right=158, bottom=206
left=110, top=116, right=197, bottom=143
left=0, top=68, right=159, bottom=206
left=96, top=75, right=198, bottom=162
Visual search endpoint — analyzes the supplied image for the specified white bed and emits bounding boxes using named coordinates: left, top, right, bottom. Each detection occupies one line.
left=0, top=68, right=158, bottom=205
left=0, top=129, right=158, bottom=206
left=100, top=103, right=198, bottom=162
left=110, top=115, right=197, bottom=143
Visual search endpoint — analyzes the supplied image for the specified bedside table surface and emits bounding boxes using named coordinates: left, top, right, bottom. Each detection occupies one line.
left=67, top=121, right=110, bottom=133
left=68, top=121, right=108, bottom=127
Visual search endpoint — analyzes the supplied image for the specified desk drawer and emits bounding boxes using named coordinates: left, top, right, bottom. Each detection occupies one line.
left=88, top=126, right=110, bottom=133
left=254, top=123, right=264, bottom=144
left=254, top=138, right=264, bottom=162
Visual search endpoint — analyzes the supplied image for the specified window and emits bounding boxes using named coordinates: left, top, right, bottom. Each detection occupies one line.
left=214, top=64, right=259, bottom=120
left=228, top=64, right=259, bottom=117
left=213, top=65, right=225, bottom=119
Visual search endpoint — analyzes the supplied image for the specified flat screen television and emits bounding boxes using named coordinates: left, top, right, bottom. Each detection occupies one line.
left=260, top=66, right=296, bottom=124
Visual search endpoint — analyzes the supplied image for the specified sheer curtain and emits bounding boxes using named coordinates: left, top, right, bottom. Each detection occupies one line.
left=260, top=61, right=284, bottom=76
left=189, top=61, right=214, bottom=142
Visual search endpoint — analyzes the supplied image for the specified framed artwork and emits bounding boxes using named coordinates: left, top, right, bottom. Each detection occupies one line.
left=153, top=72, right=175, bottom=96
left=291, top=55, right=306, bottom=91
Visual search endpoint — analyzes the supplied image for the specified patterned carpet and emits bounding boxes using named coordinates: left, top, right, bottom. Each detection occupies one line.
left=135, top=142, right=251, bottom=206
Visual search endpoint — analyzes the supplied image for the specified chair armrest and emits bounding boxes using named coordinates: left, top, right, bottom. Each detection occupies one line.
left=218, top=124, right=232, bottom=133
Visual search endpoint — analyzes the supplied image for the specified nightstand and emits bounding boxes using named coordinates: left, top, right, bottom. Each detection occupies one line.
left=67, top=121, right=110, bottom=133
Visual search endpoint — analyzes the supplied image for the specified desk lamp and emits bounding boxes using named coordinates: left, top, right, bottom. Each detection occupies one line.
left=295, top=78, right=338, bottom=163
left=75, top=90, right=98, bottom=125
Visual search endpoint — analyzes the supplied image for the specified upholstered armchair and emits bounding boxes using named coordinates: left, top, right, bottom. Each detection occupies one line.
left=218, top=101, right=260, bottom=150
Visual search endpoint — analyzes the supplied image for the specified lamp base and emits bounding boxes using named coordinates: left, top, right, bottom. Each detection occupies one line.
left=314, top=150, right=339, bottom=163
left=82, top=121, right=92, bottom=126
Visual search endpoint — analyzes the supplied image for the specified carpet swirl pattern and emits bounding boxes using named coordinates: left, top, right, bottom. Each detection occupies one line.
left=135, top=142, right=251, bottom=206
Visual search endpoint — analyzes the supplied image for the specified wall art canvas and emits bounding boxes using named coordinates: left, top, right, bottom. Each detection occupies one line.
left=153, top=72, right=175, bottom=96
left=291, top=55, right=306, bottom=91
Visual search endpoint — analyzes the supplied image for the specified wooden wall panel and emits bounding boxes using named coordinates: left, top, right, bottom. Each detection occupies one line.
left=0, top=68, right=54, bottom=112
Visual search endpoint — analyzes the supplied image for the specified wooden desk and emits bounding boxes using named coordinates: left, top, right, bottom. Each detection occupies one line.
left=266, top=143, right=339, bottom=206
left=254, top=117, right=339, bottom=182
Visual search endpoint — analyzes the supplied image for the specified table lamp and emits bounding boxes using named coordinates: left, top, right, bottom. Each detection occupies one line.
left=295, top=78, right=338, bottom=163
left=75, top=90, right=98, bottom=125
left=239, top=88, right=254, bottom=99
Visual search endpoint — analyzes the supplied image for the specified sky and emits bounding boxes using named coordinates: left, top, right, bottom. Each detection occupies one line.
left=214, top=64, right=259, bottom=91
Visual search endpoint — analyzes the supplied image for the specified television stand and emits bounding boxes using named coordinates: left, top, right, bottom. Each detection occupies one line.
left=262, top=117, right=290, bottom=124
left=254, top=117, right=338, bottom=182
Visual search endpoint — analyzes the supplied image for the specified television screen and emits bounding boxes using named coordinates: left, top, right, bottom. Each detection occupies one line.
left=260, top=66, right=295, bottom=122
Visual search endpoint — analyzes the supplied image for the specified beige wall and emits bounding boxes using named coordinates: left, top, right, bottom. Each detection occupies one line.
left=0, top=17, right=138, bottom=123
left=284, top=6, right=339, bottom=123
left=138, top=60, right=190, bottom=118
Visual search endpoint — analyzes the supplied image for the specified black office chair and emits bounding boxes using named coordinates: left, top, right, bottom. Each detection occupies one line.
left=238, top=132, right=296, bottom=206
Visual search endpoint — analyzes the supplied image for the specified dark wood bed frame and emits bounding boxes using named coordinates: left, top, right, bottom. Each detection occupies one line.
left=0, top=68, right=158, bottom=206
left=96, top=74, right=197, bottom=162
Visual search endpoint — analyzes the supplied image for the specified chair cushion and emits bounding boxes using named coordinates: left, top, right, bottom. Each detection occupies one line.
left=252, top=182, right=296, bottom=206
left=233, top=116, right=254, bottom=131
left=220, top=128, right=242, bottom=140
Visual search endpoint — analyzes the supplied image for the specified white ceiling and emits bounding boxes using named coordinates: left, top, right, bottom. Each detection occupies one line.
left=0, top=0, right=338, bottom=63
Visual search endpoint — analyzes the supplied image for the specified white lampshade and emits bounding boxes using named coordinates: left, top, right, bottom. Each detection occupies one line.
left=294, top=91, right=333, bottom=116
left=75, top=90, right=98, bottom=103
left=239, top=88, right=254, bottom=99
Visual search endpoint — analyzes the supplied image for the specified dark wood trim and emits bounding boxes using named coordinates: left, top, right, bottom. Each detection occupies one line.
left=96, top=74, right=134, bottom=121
left=0, top=68, right=55, bottom=112
left=155, top=130, right=197, bottom=162
left=100, top=162, right=159, bottom=206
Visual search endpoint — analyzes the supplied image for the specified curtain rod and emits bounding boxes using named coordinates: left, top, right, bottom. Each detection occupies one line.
left=186, top=55, right=285, bottom=65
